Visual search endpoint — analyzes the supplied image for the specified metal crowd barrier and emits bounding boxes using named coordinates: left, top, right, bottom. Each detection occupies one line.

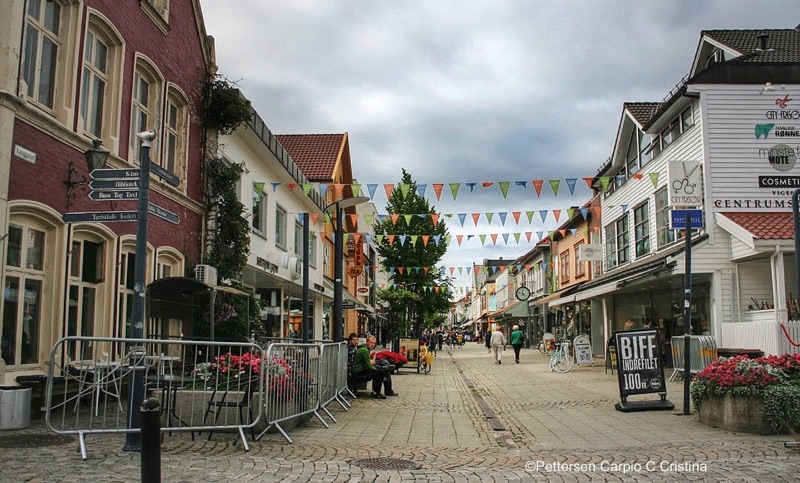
left=669, top=335, right=718, bottom=381
left=46, top=336, right=264, bottom=458
left=254, top=342, right=330, bottom=443
left=44, top=337, right=357, bottom=457
left=317, top=342, right=350, bottom=420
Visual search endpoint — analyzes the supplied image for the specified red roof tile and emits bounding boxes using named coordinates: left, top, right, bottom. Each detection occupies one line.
left=275, top=134, right=346, bottom=181
left=720, top=212, right=795, bottom=240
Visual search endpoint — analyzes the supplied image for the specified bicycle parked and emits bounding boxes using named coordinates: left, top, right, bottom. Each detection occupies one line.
left=549, top=339, right=574, bottom=373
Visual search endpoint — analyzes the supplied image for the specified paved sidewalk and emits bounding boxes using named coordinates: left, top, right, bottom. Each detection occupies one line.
left=1, top=342, right=797, bottom=482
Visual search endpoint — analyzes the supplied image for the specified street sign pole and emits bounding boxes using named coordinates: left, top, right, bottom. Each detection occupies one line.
left=124, top=130, right=155, bottom=452
left=683, top=213, right=692, bottom=415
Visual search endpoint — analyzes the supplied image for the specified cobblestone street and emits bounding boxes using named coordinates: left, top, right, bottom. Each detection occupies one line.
left=1, top=342, right=797, bottom=482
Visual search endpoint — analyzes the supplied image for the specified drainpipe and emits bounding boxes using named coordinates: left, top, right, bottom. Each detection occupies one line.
left=771, top=245, right=787, bottom=322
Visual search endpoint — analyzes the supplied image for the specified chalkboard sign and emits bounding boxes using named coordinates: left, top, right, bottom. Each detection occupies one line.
left=615, top=329, right=666, bottom=396
left=613, top=329, right=673, bottom=411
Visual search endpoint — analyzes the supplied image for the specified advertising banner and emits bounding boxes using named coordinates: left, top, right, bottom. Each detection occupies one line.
left=613, top=329, right=674, bottom=412
left=399, top=338, right=420, bottom=368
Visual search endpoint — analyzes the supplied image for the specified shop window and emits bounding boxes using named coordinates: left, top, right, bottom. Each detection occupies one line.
left=634, top=201, right=650, bottom=258
left=655, top=188, right=677, bottom=248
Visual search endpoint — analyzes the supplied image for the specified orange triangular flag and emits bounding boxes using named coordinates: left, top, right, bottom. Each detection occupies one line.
left=432, top=183, right=444, bottom=200
left=553, top=209, right=561, bottom=222
left=472, top=213, right=481, bottom=225
left=384, top=184, right=395, bottom=200
left=421, top=235, right=430, bottom=246
left=512, top=211, right=521, bottom=224
left=391, top=214, right=400, bottom=225
left=311, top=212, right=320, bottom=224
left=456, top=235, right=464, bottom=246
left=430, top=213, right=440, bottom=226
left=387, top=234, right=396, bottom=244
left=532, top=180, right=543, bottom=197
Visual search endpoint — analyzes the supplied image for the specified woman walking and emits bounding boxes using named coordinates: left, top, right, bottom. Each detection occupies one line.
left=510, top=324, right=524, bottom=363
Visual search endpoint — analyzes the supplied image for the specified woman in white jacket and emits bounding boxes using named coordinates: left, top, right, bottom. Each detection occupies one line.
left=490, top=329, right=507, bottom=364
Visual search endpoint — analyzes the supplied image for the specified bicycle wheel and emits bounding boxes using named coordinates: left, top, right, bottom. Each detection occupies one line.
left=553, top=352, right=574, bottom=373
left=538, top=341, right=547, bottom=354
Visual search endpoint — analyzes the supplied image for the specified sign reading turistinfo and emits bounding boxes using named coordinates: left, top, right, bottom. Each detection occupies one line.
left=613, top=329, right=673, bottom=412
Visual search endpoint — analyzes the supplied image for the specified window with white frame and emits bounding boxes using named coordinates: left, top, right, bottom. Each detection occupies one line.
left=67, top=237, right=106, bottom=360
left=275, top=205, right=287, bottom=249
left=252, top=185, right=266, bottom=235
left=80, top=15, right=124, bottom=146
left=130, top=57, right=163, bottom=163
left=118, top=248, right=136, bottom=338
left=634, top=201, right=650, bottom=257
left=1, top=222, right=48, bottom=367
left=21, top=0, right=60, bottom=109
left=154, top=250, right=183, bottom=339
left=655, top=187, right=677, bottom=248
left=680, top=106, right=694, bottom=132
left=559, top=251, right=570, bottom=282
left=574, top=241, right=586, bottom=278
left=294, top=217, right=303, bottom=259
left=605, top=215, right=629, bottom=269
left=162, top=86, right=188, bottom=186
left=309, top=232, right=318, bottom=268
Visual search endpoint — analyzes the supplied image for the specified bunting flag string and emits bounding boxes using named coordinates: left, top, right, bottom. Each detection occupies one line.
left=255, top=176, right=664, bottom=204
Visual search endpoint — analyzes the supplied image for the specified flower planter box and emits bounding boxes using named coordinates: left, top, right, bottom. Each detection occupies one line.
left=697, top=393, right=783, bottom=435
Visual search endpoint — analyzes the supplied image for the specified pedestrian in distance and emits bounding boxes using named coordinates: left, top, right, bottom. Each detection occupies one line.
left=491, top=328, right=507, bottom=364
left=485, top=328, right=492, bottom=353
left=510, top=324, right=524, bottom=363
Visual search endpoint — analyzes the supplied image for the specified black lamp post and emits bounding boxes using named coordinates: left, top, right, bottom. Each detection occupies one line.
left=324, top=196, right=369, bottom=342
left=123, top=129, right=156, bottom=451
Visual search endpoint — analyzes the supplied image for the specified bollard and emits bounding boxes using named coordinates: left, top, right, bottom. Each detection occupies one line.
left=141, top=397, right=161, bottom=483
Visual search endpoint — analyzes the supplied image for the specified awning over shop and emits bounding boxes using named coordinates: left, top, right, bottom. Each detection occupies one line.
left=491, top=299, right=529, bottom=318
left=549, top=293, right=576, bottom=307
left=573, top=281, right=619, bottom=302
left=537, top=286, right=578, bottom=306
left=459, top=320, right=475, bottom=328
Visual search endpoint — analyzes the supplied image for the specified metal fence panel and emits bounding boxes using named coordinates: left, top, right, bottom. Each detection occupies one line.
left=46, top=337, right=264, bottom=458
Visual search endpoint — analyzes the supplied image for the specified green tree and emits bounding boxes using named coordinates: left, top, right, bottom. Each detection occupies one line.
left=374, top=169, right=452, bottom=338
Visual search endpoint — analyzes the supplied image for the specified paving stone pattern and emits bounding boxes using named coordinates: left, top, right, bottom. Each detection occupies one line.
left=1, top=343, right=797, bottom=482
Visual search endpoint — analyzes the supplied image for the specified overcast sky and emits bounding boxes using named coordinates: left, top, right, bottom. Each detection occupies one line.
left=199, top=0, right=797, bottom=292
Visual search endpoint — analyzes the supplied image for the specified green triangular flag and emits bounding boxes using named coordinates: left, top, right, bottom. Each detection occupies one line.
left=449, top=183, right=460, bottom=199
left=499, top=181, right=510, bottom=199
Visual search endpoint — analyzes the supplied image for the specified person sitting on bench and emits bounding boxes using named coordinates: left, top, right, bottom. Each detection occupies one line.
left=350, top=334, right=398, bottom=398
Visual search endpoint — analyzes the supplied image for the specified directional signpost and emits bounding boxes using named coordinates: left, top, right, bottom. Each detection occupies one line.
left=149, top=163, right=180, bottom=186
left=90, top=179, right=139, bottom=190
left=62, top=211, right=137, bottom=223
left=89, top=190, right=139, bottom=201
left=148, top=203, right=179, bottom=225
left=77, top=165, right=180, bottom=225
left=90, top=168, right=139, bottom=179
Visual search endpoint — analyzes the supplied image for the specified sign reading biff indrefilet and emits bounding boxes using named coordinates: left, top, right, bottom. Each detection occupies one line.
left=613, top=329, right=673, bottom=411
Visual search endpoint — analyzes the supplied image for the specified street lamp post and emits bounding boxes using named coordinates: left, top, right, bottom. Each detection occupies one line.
left=324, top=196, right=369, bottom=342
left=124, top=130, right=156, bottom=451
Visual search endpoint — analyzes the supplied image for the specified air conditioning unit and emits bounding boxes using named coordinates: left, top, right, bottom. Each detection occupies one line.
left=195, top=264, right=218, bottom=285
left=289, top=257, right=302, bottom=280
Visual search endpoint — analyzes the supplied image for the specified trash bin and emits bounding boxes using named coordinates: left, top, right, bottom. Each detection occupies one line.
left=0, top=386, right=32, bottom=430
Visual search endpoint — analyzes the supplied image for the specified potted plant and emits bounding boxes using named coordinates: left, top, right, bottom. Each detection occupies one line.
left=690, top=353, right=800, bottom=434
